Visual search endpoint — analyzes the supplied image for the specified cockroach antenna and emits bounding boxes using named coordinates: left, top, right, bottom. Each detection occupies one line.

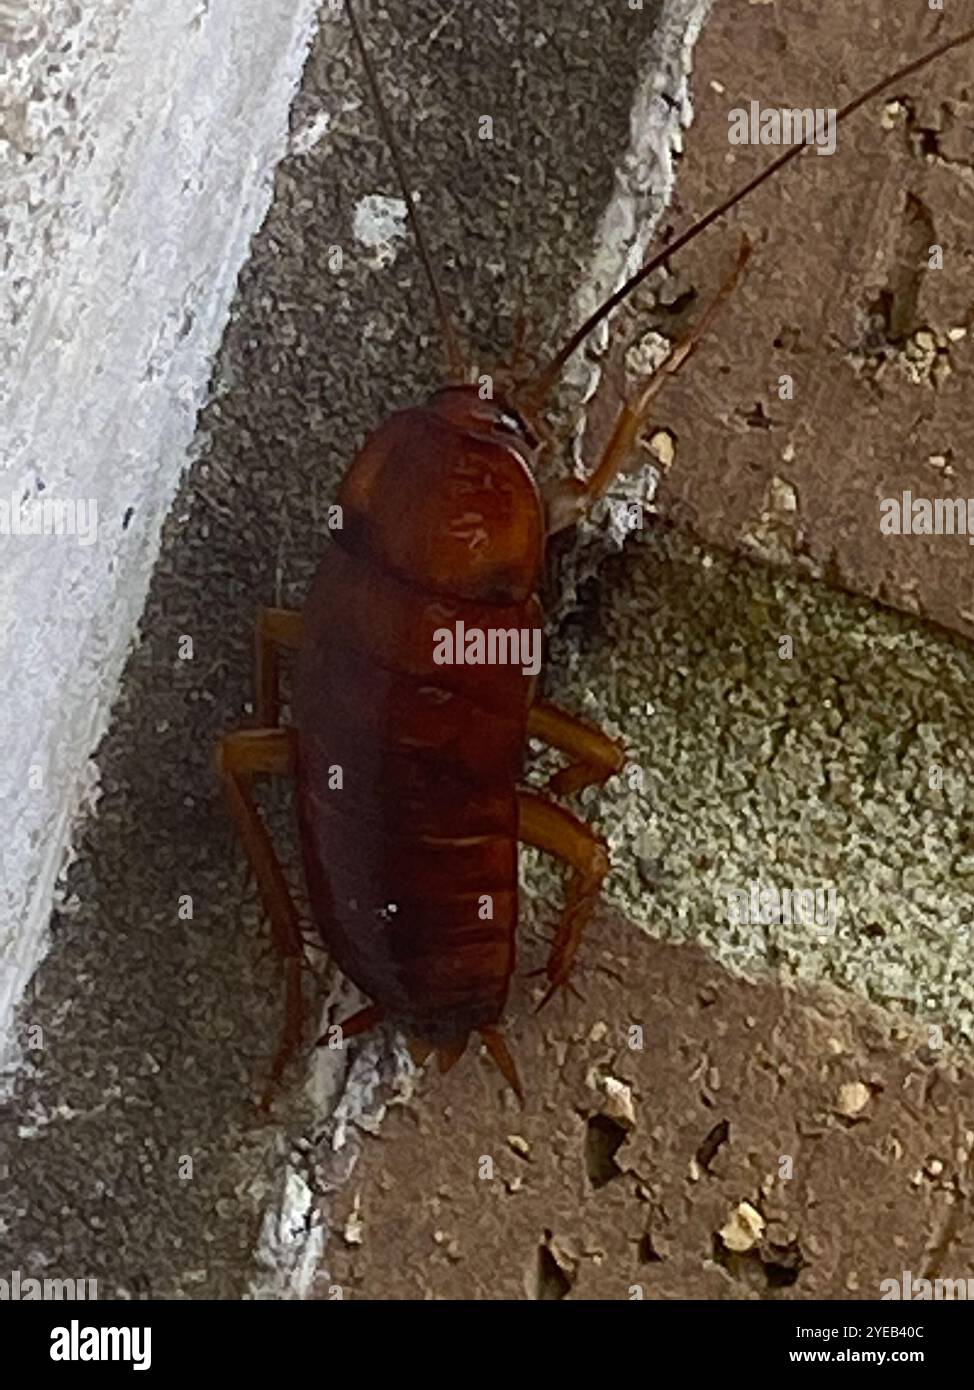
left=524, top=23, right=974, bottom=411
left=345, top=0, right=468, bottom=384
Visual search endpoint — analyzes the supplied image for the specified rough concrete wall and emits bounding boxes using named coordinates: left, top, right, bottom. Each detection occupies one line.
left=326, top=917, right=974, bottom=1300
left=576, top=0, right=974, bottom=639
left=0, top=0, right=321, bottom=1063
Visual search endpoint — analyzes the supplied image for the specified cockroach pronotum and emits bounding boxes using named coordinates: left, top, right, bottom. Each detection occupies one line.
left=217, top=4, right=974, bottom=1104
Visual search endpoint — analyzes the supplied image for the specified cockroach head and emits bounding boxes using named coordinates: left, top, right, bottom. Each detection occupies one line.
left=427, top=385, right=541, bottom=455
left=336, top=384, right=547, bottom=604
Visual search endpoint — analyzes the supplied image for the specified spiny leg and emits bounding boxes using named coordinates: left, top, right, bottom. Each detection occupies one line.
left=517, top=790, right=610, bottom=1010
left=243, top=606, right=304, bottom=920
left=216, top=727, right=303, bottom=1106
left=481, top=1028, right=524, bottom=1103
left=544, top=236, right=753, bottom=533
left=528, top=700, right=625, bottom=797
left=406, top=1030, right=522, bottom=1103
left=255, top=606, right=304, bottom=728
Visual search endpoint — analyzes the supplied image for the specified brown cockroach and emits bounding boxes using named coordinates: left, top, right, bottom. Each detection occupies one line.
left=217, top=6, right=974, bottom=1103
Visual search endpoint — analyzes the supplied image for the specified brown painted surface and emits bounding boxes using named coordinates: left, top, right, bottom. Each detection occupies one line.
left=583, top=0, right=974, bottom=639
left=324, top=911, right=974, bottom=1300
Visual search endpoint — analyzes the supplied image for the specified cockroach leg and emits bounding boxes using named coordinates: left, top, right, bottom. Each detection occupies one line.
left=254, top=606, right=304, bottom=727
left=480, top=1028, right=525, bottom=1104
left=238, top=606, right=303, bottom=936
left=436, top=1035, right=468, bottom=1074
left=543, top=236, right=753, bottom=535
left=316, top=1001, right=384, bottom=1048
left=408, top=1038, right=434, bottom=1067
left=516, top=790, right=610, bottom=1010
left=217, top=728, right=300, bottom=954
left=527, top=699, right=625, bottom=797
left=216, top=727, right=304, bottom=1106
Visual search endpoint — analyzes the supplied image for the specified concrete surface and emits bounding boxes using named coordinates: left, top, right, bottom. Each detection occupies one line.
left=579, top=0, right=974, bottom=639
left=325, top=914, right=974, bottom=1300
left=0, top=0, right=321, bottom=1059
left=2, top=0, right=974, bottom=1302
left=545, top=525, right=974, bottom=1048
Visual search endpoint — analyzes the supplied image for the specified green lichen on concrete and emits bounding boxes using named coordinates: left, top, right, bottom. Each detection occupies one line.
left=525, top=526, right=974, bottom=1046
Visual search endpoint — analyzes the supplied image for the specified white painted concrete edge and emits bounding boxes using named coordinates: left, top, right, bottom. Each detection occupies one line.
left=0, top=0, right=323, bottom=1081
left=559, top=0, right=715, bottom=619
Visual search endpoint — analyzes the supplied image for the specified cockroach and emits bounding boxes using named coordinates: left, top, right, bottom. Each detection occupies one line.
left=217, top=5, right=974, bottom=1104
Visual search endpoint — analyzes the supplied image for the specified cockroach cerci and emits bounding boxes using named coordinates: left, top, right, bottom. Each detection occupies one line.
left=217, top=5, right=974, bottom=1104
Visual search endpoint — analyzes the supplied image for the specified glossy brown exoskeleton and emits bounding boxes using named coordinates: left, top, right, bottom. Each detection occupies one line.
left=217, top=6, right=974, bottom=1102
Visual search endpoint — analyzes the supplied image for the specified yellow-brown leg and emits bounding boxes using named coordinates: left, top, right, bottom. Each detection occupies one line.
left=244, top=607, right=304, bottom=933
left=216, top=726, right=303, bottom=1105
left=527, top=700, right=625, bottom=797
left=544, top=236, right=753, bottom=533
left=255, top=606, right=304, bottom=727
left=517, top=790, right=610, bottom=1009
